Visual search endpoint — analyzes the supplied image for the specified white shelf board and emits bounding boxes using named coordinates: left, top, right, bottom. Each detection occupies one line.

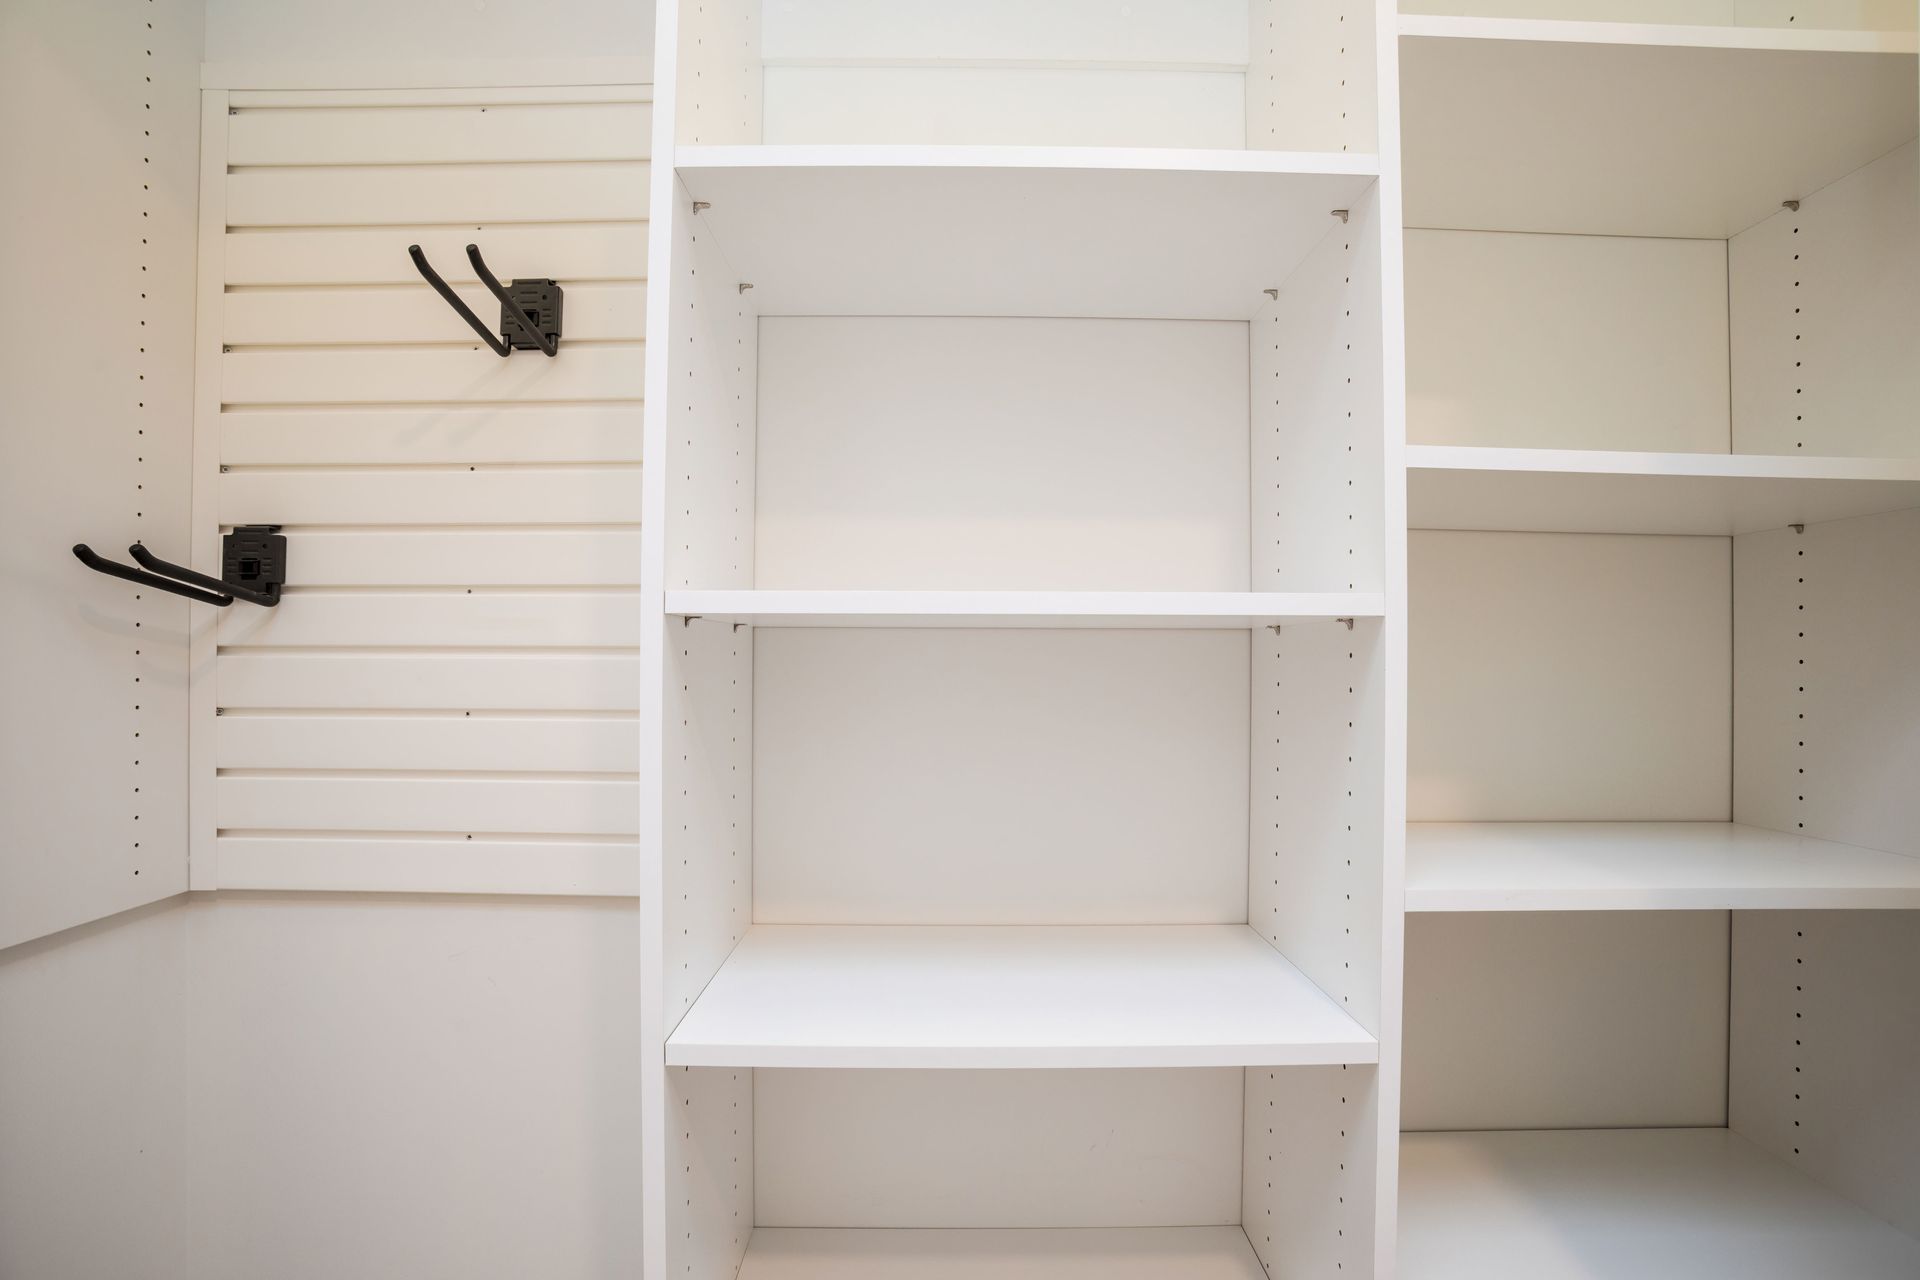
left=1407, top=822, right=1920, bottom=912
left=1408, top=446, right=1920, bottom=535
left=738, top=1227, right=1267, bottom=1280
left=1400, top=1128, right=1920, bottom=1280
left=1400, top=18, right=1919, bottom=237
left=676, top=145, right=1378, bottom=319
left=666, top=589, right=1385, bottom=629
left=664, top=924, right=1378, bottom=1069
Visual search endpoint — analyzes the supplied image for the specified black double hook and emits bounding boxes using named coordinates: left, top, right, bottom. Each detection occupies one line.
left=73, top=526, right=286, bottom=608
left=409, top=243, right=561, bottom=358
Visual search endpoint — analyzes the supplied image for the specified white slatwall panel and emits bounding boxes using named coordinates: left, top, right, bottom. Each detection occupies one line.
left=202, top=84, right=649, bottom=894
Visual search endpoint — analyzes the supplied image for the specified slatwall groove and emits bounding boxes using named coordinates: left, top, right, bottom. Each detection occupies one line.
left=226, top=162, right=651, bottom=227
left=220, top=466, right=641, bottom=525
left=228, top=103, right=653, bottom=166
left=224, top=224, right=647, bottom=285
left=221, top=344, right=644, bottom=404
left=210, top=85, right=647, bottom=892
left=225, top=282, right=647, bottom=345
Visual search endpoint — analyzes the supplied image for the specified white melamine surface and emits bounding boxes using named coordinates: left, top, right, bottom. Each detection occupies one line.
left=1399, top=1128, right=1920, bottom=1280
left=1403, top=912, right=1729, bottom=1131
left=753, top=315, right=1251, bottom=591
left=1407, top=822, right=1920, bottom=911
left=1401, top=19, right=1919, bottom=237
left=664, top=925, right=1377, bottom=1068
left=756, top=1069, right=1242, bottom=1227
left=668, top=590, right=1384, bottom=627
left=737, top=1228, right=1266, bottom=1279
left=676, top=147, right=1378, bottom=318
left=1409, top=447, right=1920, bottom=535
left=753, top=627, right=1250, bottom=927
left=1405, top=231, right=1729, bottom=453
left=1409, top=531, right=1731, bottom=822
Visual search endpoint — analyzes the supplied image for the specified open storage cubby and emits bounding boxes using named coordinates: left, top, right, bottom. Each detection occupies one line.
left=644, top=3, right=1405, bottom=1275
left=675, top=0, right=1379, bottom=154
left=1398, top=8, right=1920, bottom=1277
left=1400, top=10, right=1920, bottom=538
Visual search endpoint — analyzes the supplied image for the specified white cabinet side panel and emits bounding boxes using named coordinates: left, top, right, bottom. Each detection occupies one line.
left=1253, top=185, right=1386, bottom=594
left=1251, top=621, right=1386, bottom=1034
left=1736, top=508, right=1920, bottom=855
left=202, top=86, right=649, bottom=895
left=1731, top=910, right=1920, bottom=1241
left=1732, top=143, right=1920, bottom=459
left=1247, top=0, right=1378, bottom=155
left=0, top=0, right=201, bottom=947
left=1404, top=911, right=1730, bottom=1131
left=755, top=1068, right=1243, bottom=1228
left=1410, top=531, right=1732, bottom=821
left=1243, top=1065, right=1377, bottom=1278
left=666, top=191, right=759, bottom=589
left=664, top=622, right=754, bottom=1026
left=1407, top=230, right=1730, bottom=453
left=755, top=317, right=1250, bottom=592
left=754, top=629, right=1249, bottom=924
left=668, top=1066, right=755, bottom=1280
left=677, top=0, right=761, bottom=144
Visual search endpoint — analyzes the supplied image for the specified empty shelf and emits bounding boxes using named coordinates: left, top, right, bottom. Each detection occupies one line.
left=666, top=589, right=1384, bottom=629
left=1401, top=18, right=1919, bottom=237
left=1407, top=822, right=1920, bottom=912
left=676, top=145, right=1378, bottom=319
left=1400, top=1129, right=1920, bottom=1280
left=1408, top=446, right=1920, bottom=536
left=665, top=924, right=1377, bottom=1069
left=738, top=1227, right=1266, bottom=1279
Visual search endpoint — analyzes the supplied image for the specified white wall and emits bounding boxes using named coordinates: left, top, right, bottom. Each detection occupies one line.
left=0, top=902, right=194, bottom=1280
left=204, top=0, right=652, bottom=64
left=1, top=895, right=642, bottom=1280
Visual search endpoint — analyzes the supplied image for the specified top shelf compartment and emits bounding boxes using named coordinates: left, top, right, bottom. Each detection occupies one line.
left=1401, top=16, right=1919, bottom=237
left=674, top=0, right=1379, bottom=156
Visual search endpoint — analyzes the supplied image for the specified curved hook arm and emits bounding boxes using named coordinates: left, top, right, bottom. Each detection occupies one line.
left=129, top=543, right=280, bottom=608
left=467, top=244, right=558, bottom=357
left=408, top=244, right=510, bottom=357
left=73, top=544, right=233, bottom=607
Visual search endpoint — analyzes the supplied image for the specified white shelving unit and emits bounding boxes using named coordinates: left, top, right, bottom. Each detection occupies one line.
left=1400, top=7, right=1920, bottom=1279
left=642, top=2, right=1405, bottom=1277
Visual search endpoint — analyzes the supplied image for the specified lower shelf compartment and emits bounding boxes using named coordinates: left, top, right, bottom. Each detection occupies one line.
left=736, top=1226, right=1266, bottom=1279
left=1400, top=1128, right=1920, bottom=1279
